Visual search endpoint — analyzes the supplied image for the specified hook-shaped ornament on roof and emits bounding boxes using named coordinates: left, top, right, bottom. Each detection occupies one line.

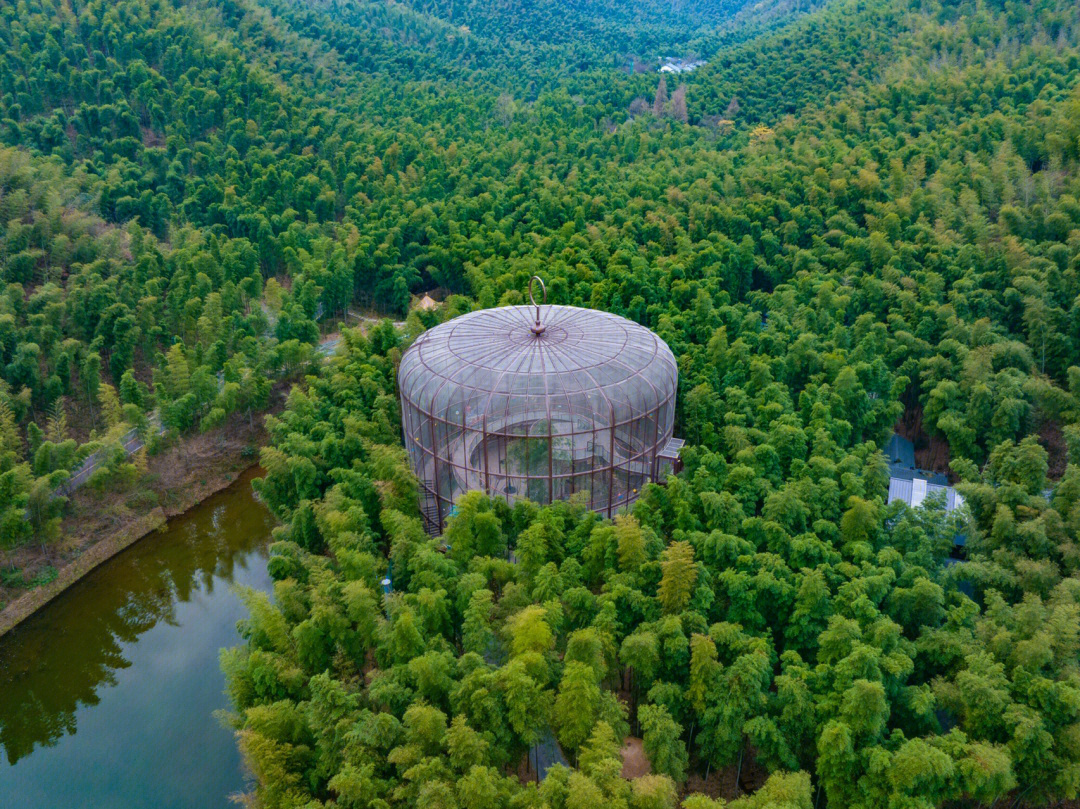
left=529, top=275, right=547, bottom=335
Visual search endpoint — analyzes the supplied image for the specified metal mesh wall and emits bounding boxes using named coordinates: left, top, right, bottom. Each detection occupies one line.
left=398, top=303, right=678, bottom=534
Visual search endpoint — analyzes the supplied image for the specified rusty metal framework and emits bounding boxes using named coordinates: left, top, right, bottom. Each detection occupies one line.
left=398, top=286, right=678, bottom=534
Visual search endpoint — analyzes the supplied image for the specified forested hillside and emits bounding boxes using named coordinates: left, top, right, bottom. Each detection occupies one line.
left=5, top=0, right=1080, bottom=805
left=0, top=0, right=801, bottom=548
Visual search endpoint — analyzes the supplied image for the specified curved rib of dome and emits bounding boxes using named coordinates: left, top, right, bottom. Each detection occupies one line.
left=398, top=304, right=678, bottom=533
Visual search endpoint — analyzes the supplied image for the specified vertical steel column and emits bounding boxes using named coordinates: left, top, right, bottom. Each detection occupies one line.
left=482, top=414, right=490, bottom=495
left=589, top=432, right=597, bottom=512
left=649, top=400, right=661, bottom=482
left=547, top=413, right=554, bottom=504
left=428, top=409, right=443, bottom=534
left=607, top=403, right=616, bottom=519
left=461, top=406, right=468, bottom=495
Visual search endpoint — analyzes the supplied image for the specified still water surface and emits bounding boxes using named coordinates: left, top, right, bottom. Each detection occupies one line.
left=0, top=468, right=273, bottom=808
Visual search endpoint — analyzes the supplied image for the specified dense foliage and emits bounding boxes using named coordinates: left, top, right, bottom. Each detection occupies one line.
left=0, top=0, right=336, bottom=545
left=6, top=0, right=1080, bottom=804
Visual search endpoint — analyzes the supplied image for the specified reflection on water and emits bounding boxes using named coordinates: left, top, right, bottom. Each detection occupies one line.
left=0, top=468, right=274, bottom=809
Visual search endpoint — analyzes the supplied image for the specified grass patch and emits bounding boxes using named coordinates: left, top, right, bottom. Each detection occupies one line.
left=28, top=566, right=58, bottom=587
left=1, top=565, right=58, bottom=589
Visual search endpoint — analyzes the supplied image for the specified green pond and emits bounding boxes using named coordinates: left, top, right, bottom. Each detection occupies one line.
left=0, top=468, right=274, bottom=808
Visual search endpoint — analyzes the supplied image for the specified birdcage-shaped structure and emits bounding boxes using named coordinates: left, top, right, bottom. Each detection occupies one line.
left=398, top=281, right=678, bottom=534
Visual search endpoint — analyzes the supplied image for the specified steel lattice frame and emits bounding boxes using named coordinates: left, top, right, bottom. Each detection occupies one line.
left=398, top=301, right=678, bottom=534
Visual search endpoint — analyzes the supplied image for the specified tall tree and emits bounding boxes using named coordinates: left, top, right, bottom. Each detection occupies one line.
left=554, top=661, right=602, bottom=755
left=653, top=75, right=668, bottom=117
left=657, top=541, right=697, bottom=614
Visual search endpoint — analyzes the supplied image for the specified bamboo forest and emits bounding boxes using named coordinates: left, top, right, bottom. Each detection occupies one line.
left=2, top=0, right=1080, bottom=807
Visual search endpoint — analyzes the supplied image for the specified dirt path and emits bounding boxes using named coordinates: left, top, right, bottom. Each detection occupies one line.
left=620, top=737, right=650, bottom=779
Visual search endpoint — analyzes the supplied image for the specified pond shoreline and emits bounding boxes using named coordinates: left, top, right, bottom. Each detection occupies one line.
left=0, top=463, right=276, bottom=806
left=0, top=458, right=260, bottom=638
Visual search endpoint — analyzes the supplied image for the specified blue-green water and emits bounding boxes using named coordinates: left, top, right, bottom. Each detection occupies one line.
left=0, top=469, right=273, bottom=808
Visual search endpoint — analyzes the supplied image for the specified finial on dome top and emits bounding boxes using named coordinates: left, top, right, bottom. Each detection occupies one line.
left=529, top=275, right=547, bottom=335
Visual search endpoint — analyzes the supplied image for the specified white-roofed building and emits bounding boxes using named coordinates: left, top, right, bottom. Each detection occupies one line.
left=884, top=433, right=967, bottom=554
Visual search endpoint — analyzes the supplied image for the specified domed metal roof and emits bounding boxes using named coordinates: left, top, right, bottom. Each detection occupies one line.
left=397, top=303, right=678, bottom=430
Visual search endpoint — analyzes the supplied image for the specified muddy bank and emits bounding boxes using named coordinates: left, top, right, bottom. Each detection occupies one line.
left=0, top=509, right=168, bottom=636
left=0, top=408, right=271, bottom=635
